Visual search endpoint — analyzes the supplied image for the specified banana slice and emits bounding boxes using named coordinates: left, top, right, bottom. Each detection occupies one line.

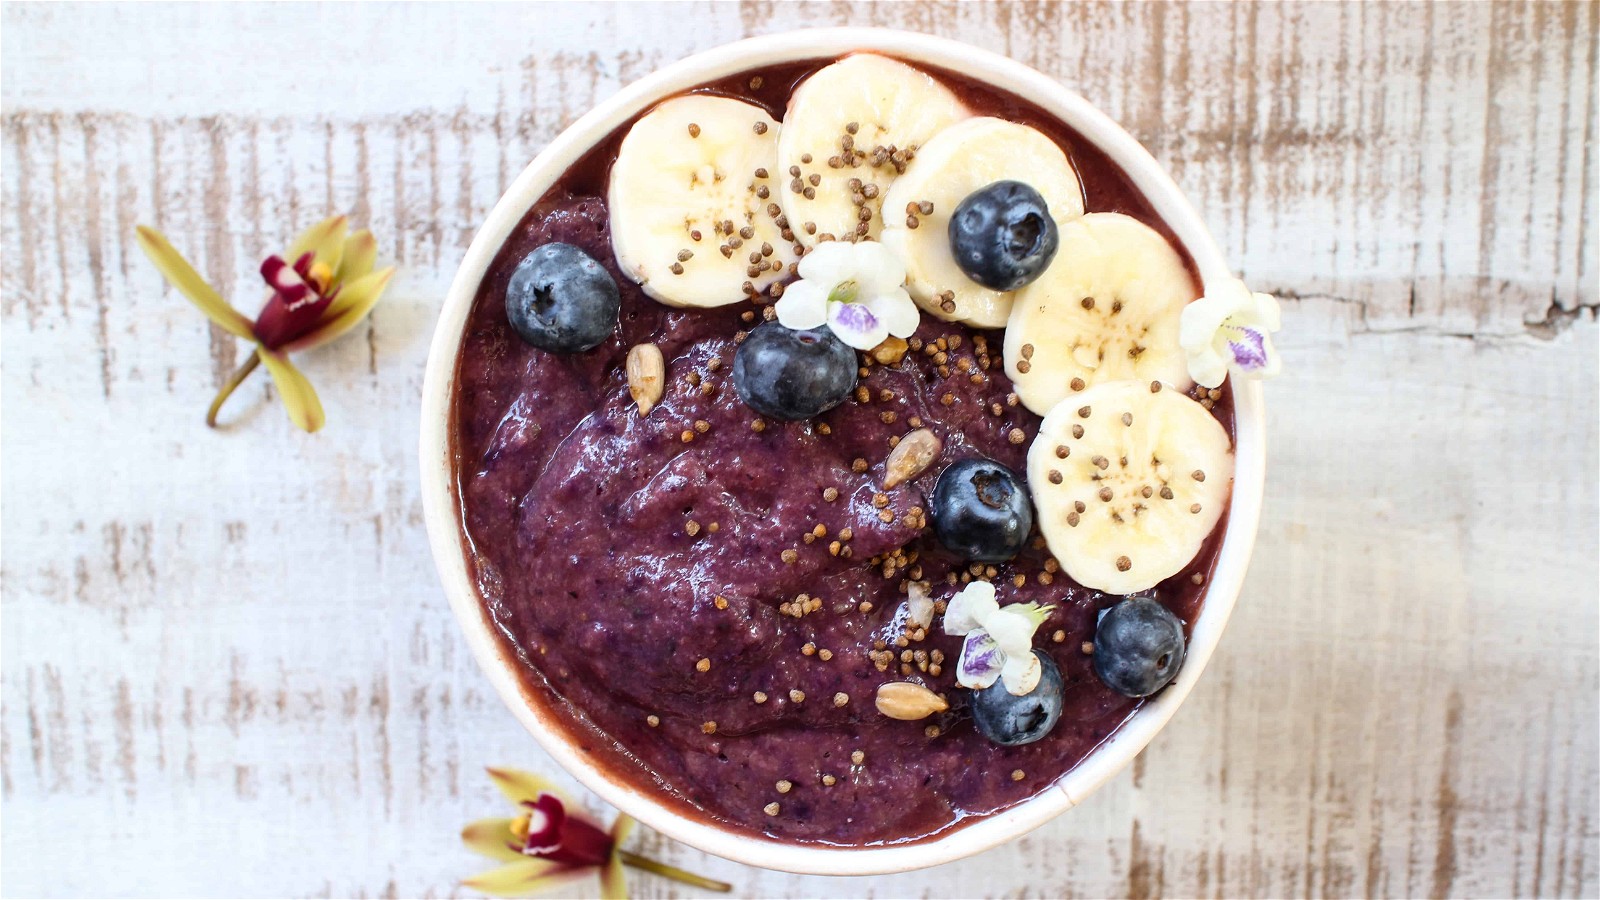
left=1005, top=213, right=1198, bottom=415
left=777, top=54, right=968, bottom=247
left=1027, top=380, right=1232, bottom=595
left=609, top=95, right=797, bottom=308
left=879, top=117, right=1086, bottom=328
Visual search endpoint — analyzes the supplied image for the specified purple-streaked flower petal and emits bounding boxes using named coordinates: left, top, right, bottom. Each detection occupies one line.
left=957, top=630, right=1004, bottom=690
left=1225, top=325, right=1269, bottom=370
left=828, top=300, right=888, bottom=350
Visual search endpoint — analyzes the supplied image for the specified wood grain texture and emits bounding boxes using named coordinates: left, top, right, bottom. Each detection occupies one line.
left=2, top=3, right=1595, bottom=897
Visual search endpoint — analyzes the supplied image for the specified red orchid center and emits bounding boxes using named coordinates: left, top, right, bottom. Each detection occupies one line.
left=252, top=253, right=340, bottom=349
left=506, top=793, right=613, bottom=868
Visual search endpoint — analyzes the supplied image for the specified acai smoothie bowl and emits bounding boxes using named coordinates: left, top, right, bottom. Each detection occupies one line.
left=421, top=29, right=1275, bottom=875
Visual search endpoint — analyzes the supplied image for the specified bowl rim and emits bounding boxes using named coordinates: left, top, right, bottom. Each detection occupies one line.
left=419, top=26, right=1265, bottom=877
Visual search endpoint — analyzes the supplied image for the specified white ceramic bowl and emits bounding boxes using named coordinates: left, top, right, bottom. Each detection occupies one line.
left=420, top=27, right=1265, bottom=877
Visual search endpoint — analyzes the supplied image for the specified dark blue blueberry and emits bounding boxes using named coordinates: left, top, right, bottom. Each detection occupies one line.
left=948, top=181, right=1060, bottom=291
left=732, top=323, right=857, bottom=420
left=970, top=651, right=1063, bottom=747
left=931, top=458, right=1033, bottom=563
left=504, top=242, right=620, bottom=353
left=1093, top=596, right=1186, bottom=697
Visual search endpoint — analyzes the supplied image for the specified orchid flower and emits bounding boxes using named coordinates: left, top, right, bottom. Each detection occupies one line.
left=1178, top=276, right=1282, bottom=389
left=462, top=767, right=730, bottom=899
left=942, top=581, right=1053, bottom=696
left=135, top=216, right=396, bottom=432
left=775, top=241, right=920, bottom=350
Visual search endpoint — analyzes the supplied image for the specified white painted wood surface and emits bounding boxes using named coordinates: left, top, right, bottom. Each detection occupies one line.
left=3, top=3, right=1596, bottom=897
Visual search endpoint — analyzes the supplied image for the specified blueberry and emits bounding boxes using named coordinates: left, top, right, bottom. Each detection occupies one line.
left=1092, top=597, right=1186, bottom=697
left=732, top=323, right=857, bottom=420
left=948, top=181, right=1060, bottom=291
left=930, top=458, right=1033, bottom=562
left=504, top=242, right=620, bottom=353
left=971, top=651, right=1063, bottom=747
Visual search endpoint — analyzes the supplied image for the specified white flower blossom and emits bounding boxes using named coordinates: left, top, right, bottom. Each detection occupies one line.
left=774, top=241, right=920, bottom=350
left=1178, top=277, right=1282, bottom=389
left=942, top=580, right=1053, bottom=696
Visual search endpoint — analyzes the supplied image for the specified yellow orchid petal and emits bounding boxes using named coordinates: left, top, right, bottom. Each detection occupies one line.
left=259, top=349, right=326, bottom=433
left=286, top=215, right=348, bottom=274
left=134, top=226, right=254, bottom=339
left=598, top=855, right=628, bottom=900
left=608, top=814, right=635, bottom=846
left=280, top=267, right=394, bottom=354
left=484, top=767, right=578, bottom=811
left=463, top=860, right=587, bottom=899
left=336, top=229, right=378, bottom=284
left=599, top=818, right=633, bottom=900
left=462, top=818, right=530, bottom=864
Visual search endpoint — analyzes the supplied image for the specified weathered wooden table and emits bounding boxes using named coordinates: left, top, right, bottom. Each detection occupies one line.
left=3, top=3, right=1595, bottom=897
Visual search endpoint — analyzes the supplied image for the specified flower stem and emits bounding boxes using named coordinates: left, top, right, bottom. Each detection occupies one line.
left=206, top=350, right=262, bottom=428
left=618, top=851, right=732, bottom=892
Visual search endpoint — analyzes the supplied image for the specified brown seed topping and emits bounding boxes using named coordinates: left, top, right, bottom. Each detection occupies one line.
left=1015, top=360, right=1032, bottom=374
left=1020, top=343, right=1035, bottom=360
left=851, top=749, right=865, bottom=765
left=714, top=595, right=729, bottom=610
left=1081, top=296, right=1095, bottom=309
left=702, top=721, right=717, bottom=734
left=833, top=692, right=850, bottom=707
left=753, top=121, right=768, bottom=135
left=1074, top=500, right=1087, bottom=513
left=781, top=549, right=799, bottom=564
left=1055, top=444, right=1070, bottom=459
left=918, top=200, right=934, bottom=215
left=1048, top=470, right=1063, bottom=484
left=1078, top=405, right=1092, bottom=418
left=1160, top=486, right=1174, bottom=500
left=875, top=682, right=949, bottom=720
left=1150, top=380, right=1163, bottom=393
left=764, top=802, right=780, bottom=816
left=626, top=343, right=665, bottom=416
left=820, top=649, right=833, bottom=661
left=1191, top=572, right=1206, bottom=585
left=1008, top=427, right=1027, bottom=444
left=1012, top=769, right=1026, bottom=782
left=696, top=657, right=711, bottom=672
left=1192, top=469, right=1206, bottom=482
left=1092, top=455, right=1109, bottom=470
left=1098, top=487, right=1114, bottom=502
left=647, top=714, right=660, bottom=727
left=884, top=428, right=943, bottom=488
left=1191, top=503, right=1203, bottom=514
left=1071, top=424, right=1085, bottom=439
left=789, top=689, right=806, bottom=703
left=1070, top=377, right=1086, bottom=391
left=1122, top=412, right=1134, bottom=426
left=1115, top=555, right=1132, bottom=572
left=1082, top=641, right=1096, bottom=655
left=1066, top=512, right=1080, bottom=527
left=906, top=215, right=919, bottom=229
left=823, top=487, right=840, bottom=502
left=753, top=691, right=768, bottom=704
left=846, top=121, right=860, bottom=134
left=687, top=123, right=701, bottom=138
left=685, top=520, right=701, bottom=537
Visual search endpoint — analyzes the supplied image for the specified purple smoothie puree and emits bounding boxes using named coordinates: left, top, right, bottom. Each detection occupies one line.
left=450, top=59, right=1234, bottom=845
